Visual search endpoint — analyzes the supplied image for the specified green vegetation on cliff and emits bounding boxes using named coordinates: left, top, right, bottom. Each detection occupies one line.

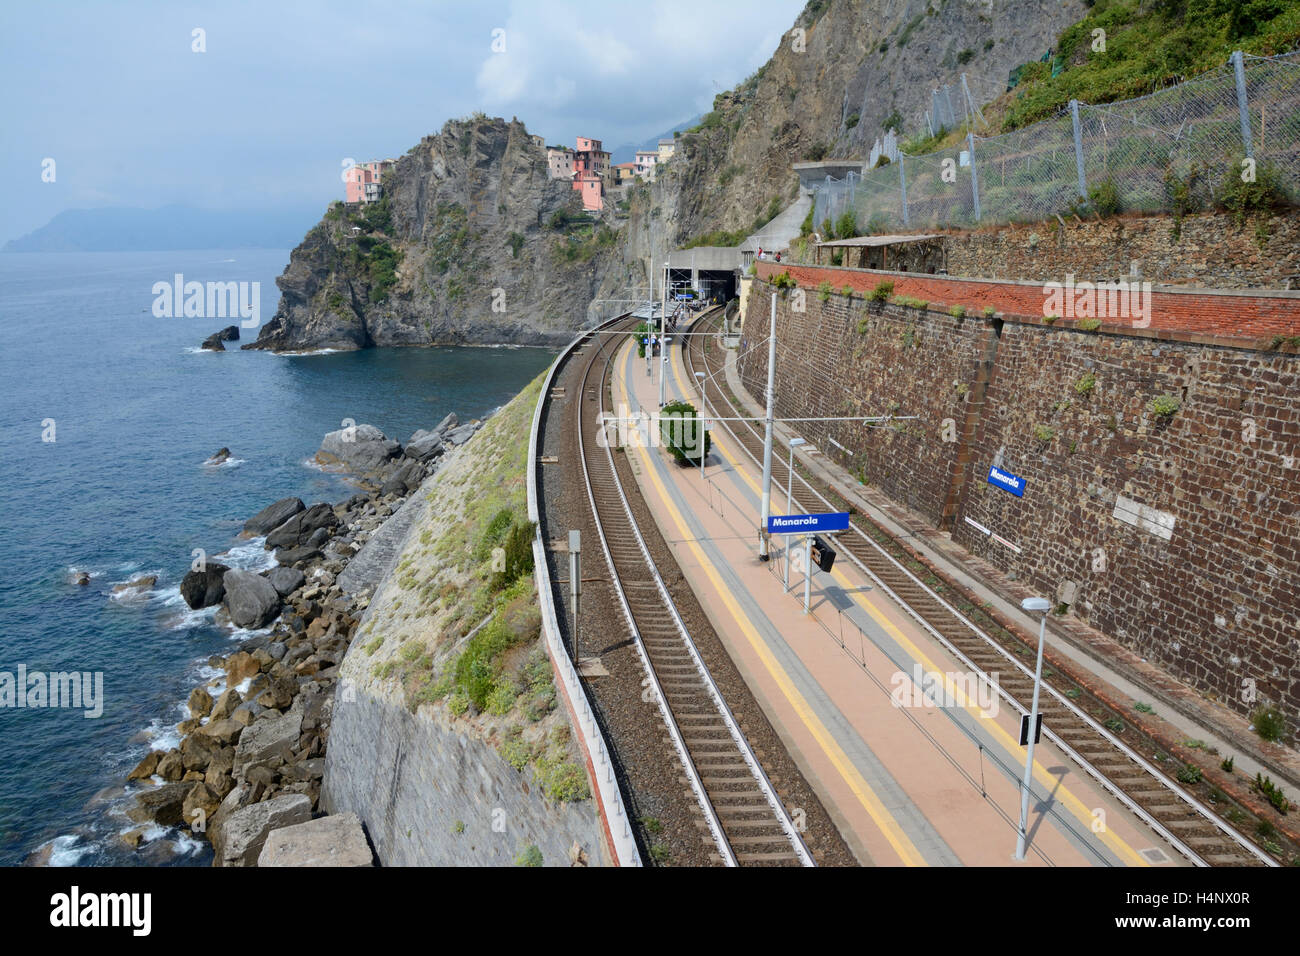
left=1002, top=0, right=1300, bottom=130
left=349, top=371, right=591, bottom=803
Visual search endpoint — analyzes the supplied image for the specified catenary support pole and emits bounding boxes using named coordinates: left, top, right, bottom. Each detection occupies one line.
left=758, top=293, right=777, bottom=561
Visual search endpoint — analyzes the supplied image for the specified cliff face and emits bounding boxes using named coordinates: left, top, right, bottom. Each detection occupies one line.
left=255, top=1, right=1093, bottom=350
left=248, top=116, right=620, bottom=351
left=617, top=0, right=1089, bottom=272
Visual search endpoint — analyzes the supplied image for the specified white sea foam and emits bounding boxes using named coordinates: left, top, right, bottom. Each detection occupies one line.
left=214, top=537, right=276, bottom=572
left=107, top=569, right=164, bottom=603
left=203, top=456, right=246, bottom=469
left=283, top=348, right=342, bottom=356
left=172, top=831, right=204, bottom=856
left=141, top=713, right=184, bottom=753
left=43, top=835, right=91, bottom=867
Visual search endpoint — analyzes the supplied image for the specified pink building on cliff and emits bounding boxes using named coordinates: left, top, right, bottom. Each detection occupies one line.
left=344, top=159, right=395, bottom=204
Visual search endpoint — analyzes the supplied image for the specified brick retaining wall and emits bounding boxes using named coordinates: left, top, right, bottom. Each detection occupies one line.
left=740, top=276, right=1300, bottom=726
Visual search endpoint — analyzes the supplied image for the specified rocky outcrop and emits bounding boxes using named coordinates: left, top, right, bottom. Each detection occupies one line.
left=120, top=414, right=473, bottom=860
left=181, top=563, right=229, bottom=609
left=615, top=0, right=1088, bottom=273
left=222, top=570, right=282, bottom=629
left=244, top=497, right=304, bottom=535
left=257, top=812, right=374, bottom=866
left=246, top=116, right=622, bottom=353
left=210, top=793, right=313, bottom=867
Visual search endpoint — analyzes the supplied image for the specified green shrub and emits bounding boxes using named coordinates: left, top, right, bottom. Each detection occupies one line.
left=514, top=844, right=543, bottom=867
left=982, top=306, right=997, bottom=318
left=507, top=232, right=525, bottom=258
left=1148, top=394, right=1180, bottom=418
left=817, top=280, right=833, bottom=302
left=1217, top=158, right=1289, bottom=227
left=869, top=280, right=894, bottom=302
left=630, top=321, right=652, bottom=358
left=1034, top=424, right=1056, bottom=442
left=500, top=730, right=532, bottom=771
left=1074, top=372, right=1097, bottom=396
left=834, top=210, right=857, bottom=240
left=949, top=305, right=967, bottom=318
left=772, top=271, right=797, bottom=291
left=1088, top=178, right=1122, bottom=217
left=1176, top=764, right=1203, bottom=785
left=799, top=206, right=815, bottom=236
left=1251, top=703, right=1288, bottom=743
left=1253, top=773, right=1290, bottom=814
left=659, top=400, right=710, bottom=464
left=488, top=520, right=535, bottom=592
left=1076, top=318, right=1102, bottom=331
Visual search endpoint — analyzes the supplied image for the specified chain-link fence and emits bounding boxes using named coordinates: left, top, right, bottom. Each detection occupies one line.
left=810, top=50, right=1300, bottom=239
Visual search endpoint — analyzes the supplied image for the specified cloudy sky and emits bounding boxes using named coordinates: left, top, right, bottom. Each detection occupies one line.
left=1, top=0, right=806, bottom=242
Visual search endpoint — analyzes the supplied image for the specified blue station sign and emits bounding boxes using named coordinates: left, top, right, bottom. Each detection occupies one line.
left=987, top=465, right=1026, bottom=497
left=767, top=512, right=851, bottom=534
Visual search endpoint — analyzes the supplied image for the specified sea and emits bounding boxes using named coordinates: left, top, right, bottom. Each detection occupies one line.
left=0, top=249, right=556, bottom=865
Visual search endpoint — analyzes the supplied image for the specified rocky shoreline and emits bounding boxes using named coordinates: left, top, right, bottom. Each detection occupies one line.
left=119, top=411, right=484, bottom=866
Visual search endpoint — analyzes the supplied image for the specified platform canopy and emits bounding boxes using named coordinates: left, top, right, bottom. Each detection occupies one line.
left=815, top=233, right=942, bottom=248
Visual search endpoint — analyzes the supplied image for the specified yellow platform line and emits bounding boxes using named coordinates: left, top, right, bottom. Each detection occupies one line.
left=624, top=346, right=927, bottom=866
left=665, top=340, right=1148, bottom=867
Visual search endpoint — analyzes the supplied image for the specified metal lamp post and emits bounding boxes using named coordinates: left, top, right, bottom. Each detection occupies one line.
left=1015, top=596, right=1052, bottom=861
left=784, top=438, right=806, bottom=592
left=694, top=371, right=708, bottom=480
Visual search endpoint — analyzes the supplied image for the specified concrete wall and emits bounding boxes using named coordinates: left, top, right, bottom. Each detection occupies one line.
left=740, top=276, right=1300, bottom=726
left=323, top=684, right=604, bottom=867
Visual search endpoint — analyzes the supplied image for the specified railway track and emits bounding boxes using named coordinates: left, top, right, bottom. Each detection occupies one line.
left=566, top=315, right=814, bottom=867
left=681, top=309, right=1276, bottom=868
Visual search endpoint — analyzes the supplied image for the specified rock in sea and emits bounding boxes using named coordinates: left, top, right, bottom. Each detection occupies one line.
left=243, top=497, right=305, bottom=536
left=221, top=569, right=282, bottom=629
left=179, top=562, right=229, bottom=610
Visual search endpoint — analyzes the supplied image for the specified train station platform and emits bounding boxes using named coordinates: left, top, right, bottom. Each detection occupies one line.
left=609, top=331, right=1191, bottom=866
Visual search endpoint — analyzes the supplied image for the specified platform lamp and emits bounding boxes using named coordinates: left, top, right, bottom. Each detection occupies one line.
left=694, top=371, right=708, bottom=480
left=1014, top=595, right=1053, bottom=861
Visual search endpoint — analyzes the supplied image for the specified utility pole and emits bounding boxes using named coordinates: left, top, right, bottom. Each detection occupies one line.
left=658, top=261, right=667, bottom=408
left=758, top=292, right=777, bottom=561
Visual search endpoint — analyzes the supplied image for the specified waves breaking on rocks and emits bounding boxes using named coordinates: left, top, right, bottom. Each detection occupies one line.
left=105, top=412, right=485, bottom=866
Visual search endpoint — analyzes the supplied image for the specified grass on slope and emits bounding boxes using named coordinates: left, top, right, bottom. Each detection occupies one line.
left=350, top=369, right=590, bottom=803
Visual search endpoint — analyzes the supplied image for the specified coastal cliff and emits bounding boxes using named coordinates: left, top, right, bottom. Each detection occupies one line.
left=248, top=116, right=621, bottom=352
left=322, top=373, right=606, bottom=865
left=616, top=0, right=1088, bottom=270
